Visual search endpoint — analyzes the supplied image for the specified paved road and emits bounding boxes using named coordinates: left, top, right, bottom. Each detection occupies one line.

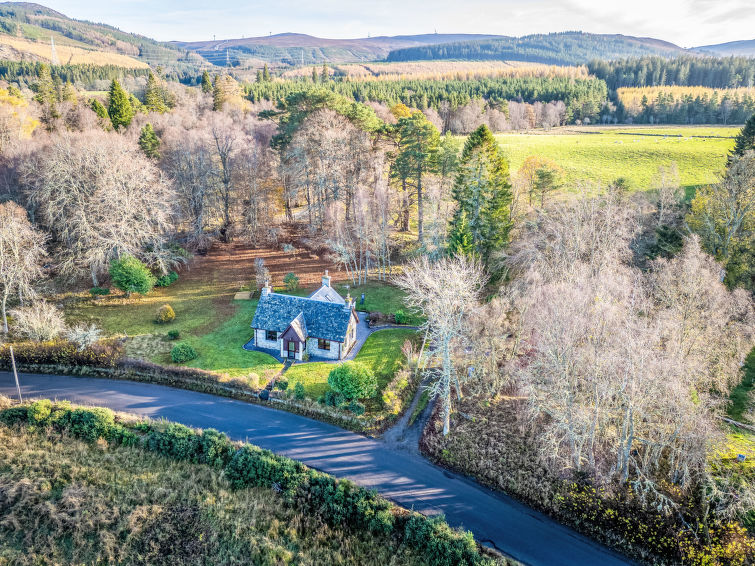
left=0, top=372, right=632, bottom=566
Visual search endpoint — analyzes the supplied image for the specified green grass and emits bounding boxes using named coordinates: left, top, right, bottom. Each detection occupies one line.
left=286, top=328, right=417, bottom=405
left=494, top=125, right=736, bottom=194
left=329, top=280, right=423, bottom=324
left=728, top=348, right=755, bottom=424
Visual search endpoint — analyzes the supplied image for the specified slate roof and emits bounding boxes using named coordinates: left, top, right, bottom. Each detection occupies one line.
left=252, top=292, right=354, bottom=342
left=309, top=285, right=346, bottom=304
left=284, top=312, right=307, bottom=342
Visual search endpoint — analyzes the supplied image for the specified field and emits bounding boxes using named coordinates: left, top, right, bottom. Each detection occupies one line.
left=0, top=34, right=148, bottom=68
left=495, top=125, right=737, bottom=194
left=0, top=417, right=427, bottom=566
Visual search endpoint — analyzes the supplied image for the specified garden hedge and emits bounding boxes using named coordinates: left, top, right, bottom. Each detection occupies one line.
left=0, top=399, right=498, bottom=566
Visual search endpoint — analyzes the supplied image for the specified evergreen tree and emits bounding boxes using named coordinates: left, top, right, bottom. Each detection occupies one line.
left=89, top=98, right=108, bottom=120
left=200, top=70, right=212, bottom=94
left=61, top=81, right=77, bottom=103
left=448, top=124, right=512, bottom=263
left=534, top=166, right=561, bottom=207
left=107, top=79, right=134, bottom=130
left=143, top=71, right=167, bottom=113
left=321, top=63, right=328, bottom=82
left=262, top=63, right=271, bottom=82
left=138, top=123, right=160, bottom=159
left=256, top=69, right=264, bottom=83
left=212, top=75, right=225, bottom=111
left=394, top=111, right=440, bottom=244
left=33, top=63, right=59, bottom=131
left=311, top=66, right=318, bottom=83
left=731, top=113, right=755, bottom=159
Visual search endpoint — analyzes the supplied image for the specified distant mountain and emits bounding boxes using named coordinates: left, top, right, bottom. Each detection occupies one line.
left=173, top=33, right=506, bottom=66
left=0, top=2, right=205, bottom=76
left=693, top=39, right=755, bottom=57
left=385, top=32, right=688, bottom=66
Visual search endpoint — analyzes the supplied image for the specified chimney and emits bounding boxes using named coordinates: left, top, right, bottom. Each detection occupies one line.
left=345, top=292, right=353, bottom=310
left=322, top=270, right=331, bottom=288
left=261, top=279, right=272, bottom=297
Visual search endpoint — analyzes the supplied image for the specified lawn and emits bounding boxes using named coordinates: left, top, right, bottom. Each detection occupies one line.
left=286, top=328, right=417, bottom=404
left=328, top=280, right=423, bottom=324
left=494, top=125, right=737, bottom=195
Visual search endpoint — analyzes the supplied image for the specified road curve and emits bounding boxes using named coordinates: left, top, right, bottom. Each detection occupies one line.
left=0, top=372, right=633, bottom=566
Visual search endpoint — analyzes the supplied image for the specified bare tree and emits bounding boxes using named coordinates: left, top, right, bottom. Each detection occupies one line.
left=652, top=162, right=683, bottom=227
left=10, top=301, right=67, bottom=342
left=0, top=202, right=47, bottom=334
left=21, top=131, right=177, bottom=285
left=395, top=255, right=487, bottom=435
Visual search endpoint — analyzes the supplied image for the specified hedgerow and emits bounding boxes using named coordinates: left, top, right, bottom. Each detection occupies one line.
left=0, top=400, right=497, bottom=566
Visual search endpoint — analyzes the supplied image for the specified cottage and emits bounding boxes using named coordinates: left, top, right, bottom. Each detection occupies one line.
left=250, top=271, right=359, bottom=361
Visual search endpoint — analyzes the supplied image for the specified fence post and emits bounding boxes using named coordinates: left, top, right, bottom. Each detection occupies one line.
left=9, top=345, right=21, bottom=402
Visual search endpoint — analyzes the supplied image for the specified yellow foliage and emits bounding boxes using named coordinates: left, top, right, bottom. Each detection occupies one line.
left=0, top=35, right=148, bottom=68
left=618, top=86, right=755, bottom=114
left=0, top=87, right=38, bottom=138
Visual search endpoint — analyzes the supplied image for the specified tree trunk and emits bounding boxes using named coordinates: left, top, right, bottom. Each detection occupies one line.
left=1, top=292, right=8, bottom=334
left=417, top=169, right=424, bottom=245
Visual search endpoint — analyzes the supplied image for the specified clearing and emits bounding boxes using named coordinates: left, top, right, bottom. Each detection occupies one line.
left=495, top=124, right=737, bottom=194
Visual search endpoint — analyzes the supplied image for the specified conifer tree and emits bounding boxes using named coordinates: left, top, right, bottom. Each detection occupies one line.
left=255, top=69, right=263, bottom=83
left=90, top=98, right=108, bottom=120
left=143, top=71, right=167, bottom=113
left=107, top=79, right=134, bottom=130
left=262, top=63, right=270, bottom=82
left=34, top=63, right=59, bottom=130
left=311, top=66, right=318, bottom=83
left=61, top=81, right=77, bottom=103
left=448, top=124, right=512, bottom=263
left=321, top=63, right=328, bottom=82
left=138, top=123, right=160, bottom=159
left=200, top=70, right=212, bottom=94
left=212, top=75, right=225, bottom=111
left=731, top=113, right=755, bottom=159
left=394, top=111, right=440, bottom=244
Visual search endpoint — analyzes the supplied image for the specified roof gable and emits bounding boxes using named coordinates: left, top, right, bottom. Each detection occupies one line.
left=309, top=284, right=346, bottom=304
left=252, top=293, right=354, bottom=342
left=281, top=312, right=307, bottom=342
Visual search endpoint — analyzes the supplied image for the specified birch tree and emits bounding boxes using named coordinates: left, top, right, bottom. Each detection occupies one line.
left=395, top=255, right=486, bottom=435
left=0, top=202, right=47, bottom=334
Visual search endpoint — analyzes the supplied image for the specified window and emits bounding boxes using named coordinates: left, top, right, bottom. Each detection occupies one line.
left=266, top=330, right=277, bottom=342
left=318, top=339, right=330, bottom=351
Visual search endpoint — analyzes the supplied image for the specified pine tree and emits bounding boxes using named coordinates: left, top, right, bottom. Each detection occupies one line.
left=448, top=124, right=512, bottom=264
left=107, top=79, right=134, bottom=130
left=256, top=69, right=263, bottom=83
left=311, top=66, right=318, bottom=83
left=394, top=111, right=440, bottom=245
left=90, top=98, right=108, bottom=120
left=143, top=71, right=167, bottom=113
left=731, top=113, right=755, bottom=159
left=200, top=70, right=212, bottom=94
left=321, top=63, right=328, bottom=82
left=212, top=75, right=225, bottom=111
left=138, top=123, right=160, bottom=159
left=61, top=81, right=77, bottom=103
left=262, top=63, right=271, bottom=82
left=34, top=63, right=59, bottom=130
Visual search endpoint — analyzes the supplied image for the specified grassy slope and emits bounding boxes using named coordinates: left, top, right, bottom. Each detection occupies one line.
left=0, top=425, right=426, bottom=566
left=286, top=328, right=417, bottom=402
left=496, top=125, right=736, bottom=194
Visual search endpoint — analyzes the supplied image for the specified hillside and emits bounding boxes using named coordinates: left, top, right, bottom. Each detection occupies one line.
left=0, top=2, right=206, bottom=76
left=695, top=39, right=755, bottom=57
left=386, top=32, right=687, bottom=65
left=174, top=32, right=506, bottom=67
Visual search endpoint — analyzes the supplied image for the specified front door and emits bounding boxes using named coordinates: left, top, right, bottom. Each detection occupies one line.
left=287, top=340, right=296, bottom=358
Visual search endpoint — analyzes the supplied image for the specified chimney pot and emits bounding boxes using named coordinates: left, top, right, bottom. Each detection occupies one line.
left=261, top=279, right=272, bottom=297
left=322, top=270, right=331, bottom=288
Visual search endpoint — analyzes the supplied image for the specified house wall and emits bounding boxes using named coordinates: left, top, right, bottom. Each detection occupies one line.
left=306, top=337, right=340, bottom=360
left=255, top=329, right=280, bottom=350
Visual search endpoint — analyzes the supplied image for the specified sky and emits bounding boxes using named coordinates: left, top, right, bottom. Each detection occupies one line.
left=41, top=0, right=755, bottom=47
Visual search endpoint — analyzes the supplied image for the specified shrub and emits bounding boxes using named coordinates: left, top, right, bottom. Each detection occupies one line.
left=171, top=343, right=197, bottom=363
left=167, top=329, right=180, bottom=340
left=346, top=400, right=365, bottom=415
left=146, top=423, right=201, bottom=461
left=294, top=382, right=305, bottom=400
left=65, top=323, right=103, bottom=350
left=322, top=390, right=345, bottom=407
left=63, top=407, right=115, bottom=443
left=0, top=406, right=29, bottom=425
left=154, top=271, right=179, bottom=287
left=198, top=428, right=236, bottom=468
left=284, top=272, right=300, bottom=291
left=109, top=254, right=156, bottom=296
left=89, top=286, right=110, bottom=296
left=394, top=309, right=408, bottom=325
left=328, top=362, right=377, bottom=400
left=27, top=399, right=52, bottom=426
left=10, top=302, right=67, bottom=342
left=0, top=339, right=124, bottom=368
left=403, top=514, right=482, bottom=566
left=156, top=304, right=176, bottom=324
left=275, top=377, right=289, bottom=391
